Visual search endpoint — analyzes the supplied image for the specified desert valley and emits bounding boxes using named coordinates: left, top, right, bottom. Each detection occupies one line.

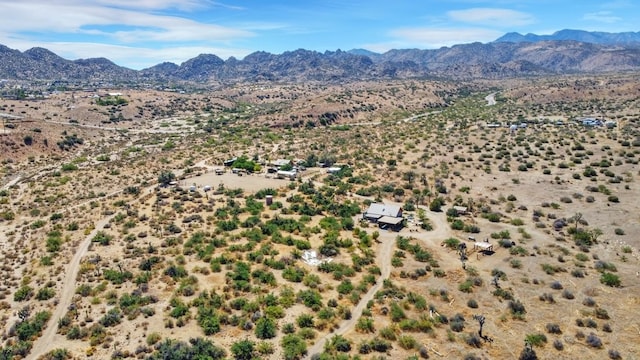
left=1, top=38, right=640, bottom=360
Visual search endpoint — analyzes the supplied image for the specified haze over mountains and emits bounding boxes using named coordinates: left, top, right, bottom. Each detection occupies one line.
left=1, top=30, right=639, bottom=83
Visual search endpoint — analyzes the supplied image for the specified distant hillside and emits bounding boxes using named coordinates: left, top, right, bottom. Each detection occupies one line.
left=495, top=29, right=640, bottom=45
left=2, top=32, right=640, bottom=84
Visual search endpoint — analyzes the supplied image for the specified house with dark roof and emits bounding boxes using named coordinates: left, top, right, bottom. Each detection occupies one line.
left=363, top=203, right=404, bottom=231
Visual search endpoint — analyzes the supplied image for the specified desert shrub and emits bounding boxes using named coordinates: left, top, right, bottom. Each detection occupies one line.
left=281, top=334, right=306, bottom=360
left=296, top=314, right=314, bottom=328
left=378, top=326, right=397, bottom=341
left=231, top=339, right=256, bottom=360
left=550, top=281, right=563, bottom=290
left=585, top=318, right=598, bottom=328
left=525, top=333, right=547, bottom=347
left=539, top=293, right=555, bottom=303
left=419, top=345, right=430, bottom=359
left=15, top=310, right=51, bottom=341
left=508, top=300, right=526, bottom=317
left=467, top=299, right=478, bottom=308
left=398, top=334, right=418, bottom=350
left=586, top=333, right=602, bottom=348
left=608, top=350, right=622, bottom=359
left=197, top=306, right=221, bottom=335
left=575, top=253, right=589, bottom=261
left=541, top=263, right=562, bottom=275
left=36, top=287, right=56, bottom=301
left=595, top=261, right=617, bottom=272
left=603, top=323, right=612, bottom=333
left=458, top=280, right=473, bottom=293
left=465, top=333, right=482, bottom=348
left=442, top=238, right=460, bottom=250
left=326, top=334, right=351, bottom=353
left=14, top=286, right=34, bottom=302
left=546, top=323, right=561, bottom=334
left=583, top=297, right=596, bottom=307
left=450, top=320, right=465, bottom=332
left=99, top=308, right=122, bottom=327
left=562, top=289, right=574, bottom=300
left=255, top=317, right=277, bottom=339
left=600, top=272, right=621, bottom=287
left=571, top=269, right=585, bottom=278
left=355, top=316, right=375, bottom=333
left=92, top=231, right=113, bottom=246
left=553, top=339, right=564, bottom=351
left=389, top=302, right=406, bottom=322
left=493, top=288, right=514, bottom=300
left=369, top=337, right=392, bottom=352
left=595, top=307, right=610, bottom=320
left=282, top=323, right=295, bottom=334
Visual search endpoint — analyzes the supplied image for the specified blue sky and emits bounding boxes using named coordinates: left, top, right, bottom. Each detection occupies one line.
left=0, top=0, right=637, bottom=69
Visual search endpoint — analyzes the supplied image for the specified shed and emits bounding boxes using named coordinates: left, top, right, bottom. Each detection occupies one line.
left=271, top=159, right=292, bottom=168
left=474, top=242, right=494, bottom=253
left=277, top=170, right=297, bottom=180
left=378, top=216, right=404, bottom=231
left=453, top=206, right=468, bottom=215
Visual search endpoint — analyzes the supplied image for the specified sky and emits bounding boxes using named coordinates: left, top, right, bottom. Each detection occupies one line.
left=0, top=0, right=638, bottom=70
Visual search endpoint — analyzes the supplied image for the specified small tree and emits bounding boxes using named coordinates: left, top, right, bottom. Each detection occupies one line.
left=158, top=170, right=176, bottom=186
left=570, top=212, right=583, bottom=231
left=429, top=197, right=445, bottom=212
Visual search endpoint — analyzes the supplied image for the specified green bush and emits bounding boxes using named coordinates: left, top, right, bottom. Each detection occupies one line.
left=255, top=317, right=277, bottom=339
left=525, top=333, right=547, bottom=347
left=600, top=272, right=621, bottom=287
left=281, top=334, right=306, bottom=360
left=14, top=286, right=34, bottom=302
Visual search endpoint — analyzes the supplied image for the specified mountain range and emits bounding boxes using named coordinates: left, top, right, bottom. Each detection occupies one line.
left=1, top=30, right=639, bottom=84
left=495, top=29, right=640, bottom=45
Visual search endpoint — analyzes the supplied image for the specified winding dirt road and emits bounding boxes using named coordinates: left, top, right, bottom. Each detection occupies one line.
left=305, top=206, right=450, bottom=358
left=23, top=158, right=452, bottom=359
left=27, top=215, right=116, bottom=360
left=26, top=181, right=163, bottom=359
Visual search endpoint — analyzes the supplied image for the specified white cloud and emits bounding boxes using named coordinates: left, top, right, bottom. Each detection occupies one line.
left=447, top=8, right=536, bottom=27
left=0, top=1, right=253, bottom=43
left=600, top=0, right=633, bottom=9
left=583, top=11, right=622, bottom=24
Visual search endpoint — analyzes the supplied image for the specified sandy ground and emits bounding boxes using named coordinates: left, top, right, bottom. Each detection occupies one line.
left=185, top=170, right=294, bottom=193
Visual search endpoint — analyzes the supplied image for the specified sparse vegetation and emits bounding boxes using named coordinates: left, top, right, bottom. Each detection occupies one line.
left=0, top=76, right=637, bottom=360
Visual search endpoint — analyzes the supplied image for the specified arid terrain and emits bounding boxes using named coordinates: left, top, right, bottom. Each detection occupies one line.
left=1, top=74, right=639, bottom=360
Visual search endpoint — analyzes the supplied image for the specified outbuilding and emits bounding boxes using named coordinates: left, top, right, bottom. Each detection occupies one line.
left=276, top=170, right=297, bottom=180
left=363, top=203, right=404, bottom=231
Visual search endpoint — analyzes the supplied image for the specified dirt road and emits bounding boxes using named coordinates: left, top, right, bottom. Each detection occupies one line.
left=305, top=227, right=396, bottom=358
left=27, top=214, right=115, bottom=360
left=305, top=206, right=450, bottom=358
